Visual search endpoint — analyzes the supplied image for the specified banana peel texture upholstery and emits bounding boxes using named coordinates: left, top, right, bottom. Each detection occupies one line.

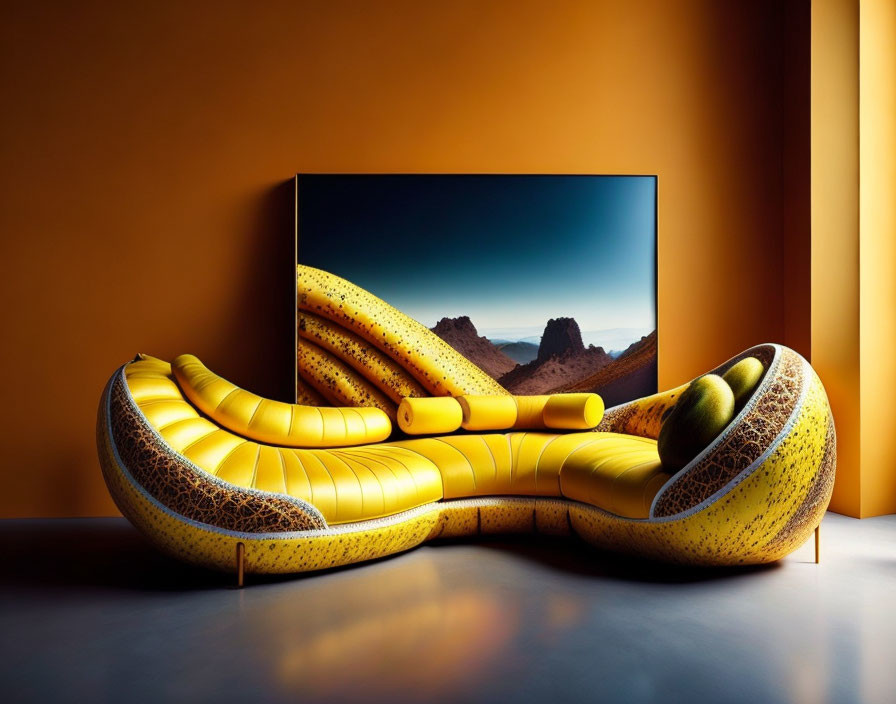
left=97, top=267, right=835, bottom=573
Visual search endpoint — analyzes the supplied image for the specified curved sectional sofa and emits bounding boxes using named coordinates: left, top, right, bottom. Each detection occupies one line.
left=97, top=342, right=835, bottom=575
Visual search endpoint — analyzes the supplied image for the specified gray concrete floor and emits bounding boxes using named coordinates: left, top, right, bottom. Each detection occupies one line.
left=1, top=513, right=894, bottom=704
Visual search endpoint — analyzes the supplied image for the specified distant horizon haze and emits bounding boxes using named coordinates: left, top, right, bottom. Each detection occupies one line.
left=478, top=324, right=655, bottom=352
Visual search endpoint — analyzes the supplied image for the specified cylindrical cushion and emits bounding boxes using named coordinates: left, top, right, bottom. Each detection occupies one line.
left=512, top=395, right=551, bottom=429
left=543, top=393, right=605, bottom=430
left=397, top=397, right=463, bottom=435
left=458, top=395, right=519, bottom=431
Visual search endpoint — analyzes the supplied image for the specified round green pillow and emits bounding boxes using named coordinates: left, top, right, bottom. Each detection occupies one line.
left=658, top=374, right=735, bottom=473
left=722, top=357, right=765, bottom=407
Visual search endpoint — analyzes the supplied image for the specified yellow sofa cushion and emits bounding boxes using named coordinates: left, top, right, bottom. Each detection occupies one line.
left=457, top=393, right=606, bottom=431
left=397, top=431, right=667, bottom=518
left=396, top=396, right=463, bottom=435
left=458, top=395, right=519, bottom=431
left=171, top=354, right=392, bottom=448
left=125, top=358, right=669, bottom=523
left=542, top=393, right=605, bottom=430
left=559, top=435, right=668, bottom=518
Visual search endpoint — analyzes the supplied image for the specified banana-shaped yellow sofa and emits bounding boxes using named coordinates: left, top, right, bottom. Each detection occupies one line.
left=97, top=267, right=835, bottom=576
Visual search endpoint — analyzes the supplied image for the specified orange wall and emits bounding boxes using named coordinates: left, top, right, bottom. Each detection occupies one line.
left=859, top=0, right=896, bottom=517
left=811, top=0, right=861, bottom=515
left=0, top=0, right=809, bottom=517
left=811, top=0, right=896, bottom=517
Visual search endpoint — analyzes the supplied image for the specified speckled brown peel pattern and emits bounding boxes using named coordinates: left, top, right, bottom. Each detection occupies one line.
left=103, top=370, right=326, bottom=534
left=295, top=375, right=326, bottom=406
left=96, top=343, right=835, bottom=573
left=598, top=346, right=777, bottom=440
left=567, top=371, right=833, bottom=566
left=297, top=337, right=397, bottom=418
left=597, top=385, right=686, bottom=439
left=298, top=265, right=508, bottom=397
left=299, top=310, right=427, bottom=404
left=652, top=347, right=803, bottom=517
left=763, top=412, right=836, bottom=556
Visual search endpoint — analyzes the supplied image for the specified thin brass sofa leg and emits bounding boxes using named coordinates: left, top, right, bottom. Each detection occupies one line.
left=814, top=526, right=820, bottom=564
left=236, top=542, right=245, bottom=588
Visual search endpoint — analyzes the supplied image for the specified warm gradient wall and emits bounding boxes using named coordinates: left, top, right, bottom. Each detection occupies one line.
left=812, top=0, right=896, bottom=517
left=859, top=0, right=896, bottom=516
left=812, top=0, right=861, bottom=515
left=0, top=1, right=809, bottom=517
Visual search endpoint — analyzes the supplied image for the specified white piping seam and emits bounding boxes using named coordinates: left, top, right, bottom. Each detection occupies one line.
left=109, top=349, right=813, bottom=545
left=648, top=343, right=783, bottom=515
left=108, top=373, right=624, bottom=540
left=111, top=367, right=327, bottom=527
left=648, top=354, right=813, bottom=524
left=108, top=410, right=591, bottom=542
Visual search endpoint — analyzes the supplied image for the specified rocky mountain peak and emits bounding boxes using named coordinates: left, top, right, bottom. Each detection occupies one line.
left=430, top=316, right=517, bottom=380
left=537, top=317, right=585, bottom=362
left=432, top=316, right=478, bottom=337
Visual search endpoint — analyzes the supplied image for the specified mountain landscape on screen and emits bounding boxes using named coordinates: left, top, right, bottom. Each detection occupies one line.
left=431, top=316, right=658, bottom=407
left=297, top=174, right=658, bottom=408
left=430, top=317, right=517, bottom=378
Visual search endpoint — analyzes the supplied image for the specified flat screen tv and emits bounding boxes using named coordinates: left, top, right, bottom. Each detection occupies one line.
left=295, top=174, right=657, bottom=408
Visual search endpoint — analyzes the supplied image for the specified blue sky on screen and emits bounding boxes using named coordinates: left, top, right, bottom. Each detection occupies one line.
left=298, top=175, right=656, bottom=350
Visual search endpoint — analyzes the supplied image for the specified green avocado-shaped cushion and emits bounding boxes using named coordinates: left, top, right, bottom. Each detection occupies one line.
left=722, top=357, right=765, bottom=406
left=658, top=374, right=735, bottom=473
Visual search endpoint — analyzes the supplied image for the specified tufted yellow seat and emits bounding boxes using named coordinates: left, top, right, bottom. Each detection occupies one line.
left=398, top=433, right=664, bottom=519
left=98, top=261, right=836, bottom=575
left=125, top=357, right=669, bottom=524
left=100, top=342, right=836, bottom=573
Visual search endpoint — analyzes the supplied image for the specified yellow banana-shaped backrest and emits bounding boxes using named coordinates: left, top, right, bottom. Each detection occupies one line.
left=297, top=265, right=509, bottom=397
left=171, top=354, right=392, bottom=448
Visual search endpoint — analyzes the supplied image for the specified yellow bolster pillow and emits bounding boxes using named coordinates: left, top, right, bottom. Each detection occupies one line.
left=451, top=393, right=605, bottom=431
left=458, top=395, right=519, bottom=431
left=172, top=354, right=392, bottom=448
left=397, top=397, right=463, bottom=435
left=511, top=393, right=604, bottom=430
left=542, top=393, right=605, bottom=430
left=511, top=395, right=551, bottom=429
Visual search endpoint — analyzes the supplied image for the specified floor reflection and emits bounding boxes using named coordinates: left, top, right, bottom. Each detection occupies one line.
left=244, top=553, right=584, bottom=699
left=1, top=515, right=895, bottom=704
